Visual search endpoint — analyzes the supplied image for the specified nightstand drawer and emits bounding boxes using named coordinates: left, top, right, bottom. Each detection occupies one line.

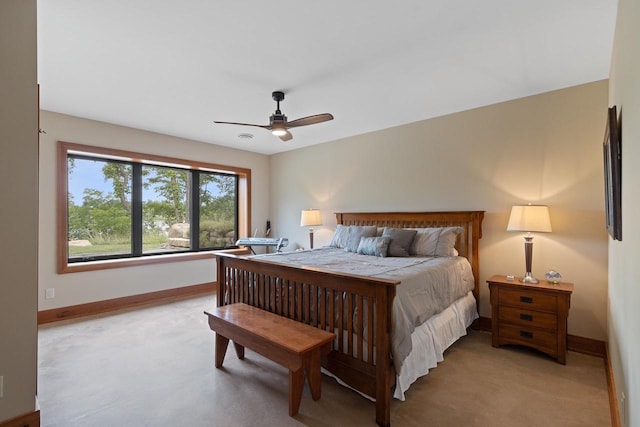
left=498, top=324, right=557, bottom=354
left=498, top=306, right=557, bottom=330
left=498, top=289, right=557, bottom=312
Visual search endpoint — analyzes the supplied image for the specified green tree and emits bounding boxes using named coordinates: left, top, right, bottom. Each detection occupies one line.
left=200, top=174, right=236, bottom=221
left=102, top=163, right=132, bottom=214
left=68, top=189, right=130, bottom=241
left=145, top=167, right=190, bottom=224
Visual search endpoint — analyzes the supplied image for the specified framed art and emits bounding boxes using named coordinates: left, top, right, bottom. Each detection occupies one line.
left=603, top=106, right=622, bottom=241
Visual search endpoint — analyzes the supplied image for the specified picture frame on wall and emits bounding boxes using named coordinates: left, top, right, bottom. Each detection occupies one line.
left=603, top=105, right=622, bottom=241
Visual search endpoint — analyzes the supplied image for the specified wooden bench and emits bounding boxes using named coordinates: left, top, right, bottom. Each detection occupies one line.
left=204, top=303, right=336, bottom=416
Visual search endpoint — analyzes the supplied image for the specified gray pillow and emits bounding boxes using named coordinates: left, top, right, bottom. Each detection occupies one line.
left=409, top=227, right=463, bottom=257
left=382, top=227, right=418, bottom=257
left=344, top=225, right=378, bottom=253
left=328, top=224, right=350, bottom=249
left=356, top=236, right=391, bottom=257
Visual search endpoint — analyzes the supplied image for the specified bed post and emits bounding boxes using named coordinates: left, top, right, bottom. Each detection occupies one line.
left=375, top=284, right=395, bottom=427
left=216, top=255, right=225, bottom=307
left=470, top=211, right=484, bottom=316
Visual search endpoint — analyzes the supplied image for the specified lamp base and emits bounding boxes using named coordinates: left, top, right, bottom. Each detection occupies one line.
left=520, top=273, right=539, bottom=284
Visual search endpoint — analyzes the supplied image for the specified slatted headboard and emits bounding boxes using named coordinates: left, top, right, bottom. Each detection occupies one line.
left=335, top=211, right=485, bottom=305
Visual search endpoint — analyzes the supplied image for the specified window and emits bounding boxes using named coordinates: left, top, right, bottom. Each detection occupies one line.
left=140, top=164, right=191, bottom=255
left=59, top=142, right=250, bottom=273
left=67, top=156, right=133, bottom=259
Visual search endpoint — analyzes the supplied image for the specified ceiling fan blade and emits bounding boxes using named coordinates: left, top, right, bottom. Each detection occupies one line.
left=278, top=130, right=293, bottom=141
left=213, top=120, right=270, bottom=130
left=286, top=113, right=334, bottom=128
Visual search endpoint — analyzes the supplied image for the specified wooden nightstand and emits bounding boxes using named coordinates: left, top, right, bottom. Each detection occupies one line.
left=487, top=275, right=574, bottom=364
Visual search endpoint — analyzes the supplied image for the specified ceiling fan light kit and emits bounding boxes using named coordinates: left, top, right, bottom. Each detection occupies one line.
left=214, top=91, right=334, bottom=142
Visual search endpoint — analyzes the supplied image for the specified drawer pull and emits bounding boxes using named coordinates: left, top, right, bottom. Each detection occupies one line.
left=519, top=296, right=533, bottom=304
left=520, top=330, right=533, bottom=339
left=520, top=314, right=533, bottom=321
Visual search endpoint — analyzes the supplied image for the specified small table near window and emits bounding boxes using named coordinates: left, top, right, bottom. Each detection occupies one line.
left=235, top=237, right=289, bottom=254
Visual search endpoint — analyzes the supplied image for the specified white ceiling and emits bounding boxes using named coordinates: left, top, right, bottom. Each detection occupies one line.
left=37, top=0, right=618, bottom=155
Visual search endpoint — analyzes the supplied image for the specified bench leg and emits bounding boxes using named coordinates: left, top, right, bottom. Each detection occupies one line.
left=215, top=333, right=229, bottom=368
left=233, top=341, right=245, bottom=360
left=305, top=349, right=322, bottom=401
left=289, top=367, right=305, bottom=417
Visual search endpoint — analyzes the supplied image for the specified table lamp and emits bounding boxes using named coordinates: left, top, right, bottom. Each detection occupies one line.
left=300, top=209, right=322, bottom=249
left=507, top=204, right=552, bottom=284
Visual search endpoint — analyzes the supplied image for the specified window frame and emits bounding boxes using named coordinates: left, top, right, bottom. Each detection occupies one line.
left=57, top=141, right=251, bottom=274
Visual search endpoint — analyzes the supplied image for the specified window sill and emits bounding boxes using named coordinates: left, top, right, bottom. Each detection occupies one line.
left=59, top=252, right=214, bottom=274
left=58, top=249, right=248, bottom=274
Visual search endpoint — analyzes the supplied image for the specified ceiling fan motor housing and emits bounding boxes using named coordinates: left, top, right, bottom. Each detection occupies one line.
left=270, top=113, right=287, bottom=125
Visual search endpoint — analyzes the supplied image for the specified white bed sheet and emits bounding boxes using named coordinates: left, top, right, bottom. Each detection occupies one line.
left=394, top=290, right=478, bottom=400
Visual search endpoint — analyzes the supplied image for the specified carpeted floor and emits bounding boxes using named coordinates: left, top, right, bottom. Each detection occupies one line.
left=38, top=295, right=611, bottom=426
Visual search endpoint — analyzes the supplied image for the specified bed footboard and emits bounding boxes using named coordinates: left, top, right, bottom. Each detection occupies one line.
left=215, top=252, right=399, bottom=427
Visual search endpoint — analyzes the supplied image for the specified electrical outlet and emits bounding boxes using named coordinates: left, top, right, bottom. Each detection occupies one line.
left=45, top=288, right=55, bottom=299
left=0, top=375, right=4, bottom=398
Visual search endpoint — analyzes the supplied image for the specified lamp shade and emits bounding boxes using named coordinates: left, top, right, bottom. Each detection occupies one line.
left=507, top=205, right=552, bottom=233
left=300, top=209, right=322, bottom=227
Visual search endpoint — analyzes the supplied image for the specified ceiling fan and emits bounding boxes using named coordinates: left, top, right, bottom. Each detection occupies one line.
left=213, top=91, right=334, bottom=141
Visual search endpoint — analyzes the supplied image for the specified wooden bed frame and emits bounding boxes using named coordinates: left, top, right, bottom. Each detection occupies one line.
left=214, top=211, right=484, bottom=426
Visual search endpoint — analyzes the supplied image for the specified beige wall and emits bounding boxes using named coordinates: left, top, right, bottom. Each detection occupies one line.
left=608, top=0, right=640, bottom=425
left=0, top=0, right=38, bottom=422
left=270, top=81, right=609, bottom=341
left=38, top=111, right=270, bottom=310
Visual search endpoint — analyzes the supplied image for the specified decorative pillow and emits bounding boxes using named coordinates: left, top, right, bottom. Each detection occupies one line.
left=409, top=227, right=463, bottom=257
left=381, top=227, right=418, bottom=257
left=344, top=225, right=378, bottom=253
left=328, top=224, right=350, bottom=249
left=356, top=236, right=391, bottom=257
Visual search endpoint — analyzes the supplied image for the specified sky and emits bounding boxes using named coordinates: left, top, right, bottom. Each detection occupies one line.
left=68, top=158, right=113, bottom=203
left=68, top=158, right=224, bottom=204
